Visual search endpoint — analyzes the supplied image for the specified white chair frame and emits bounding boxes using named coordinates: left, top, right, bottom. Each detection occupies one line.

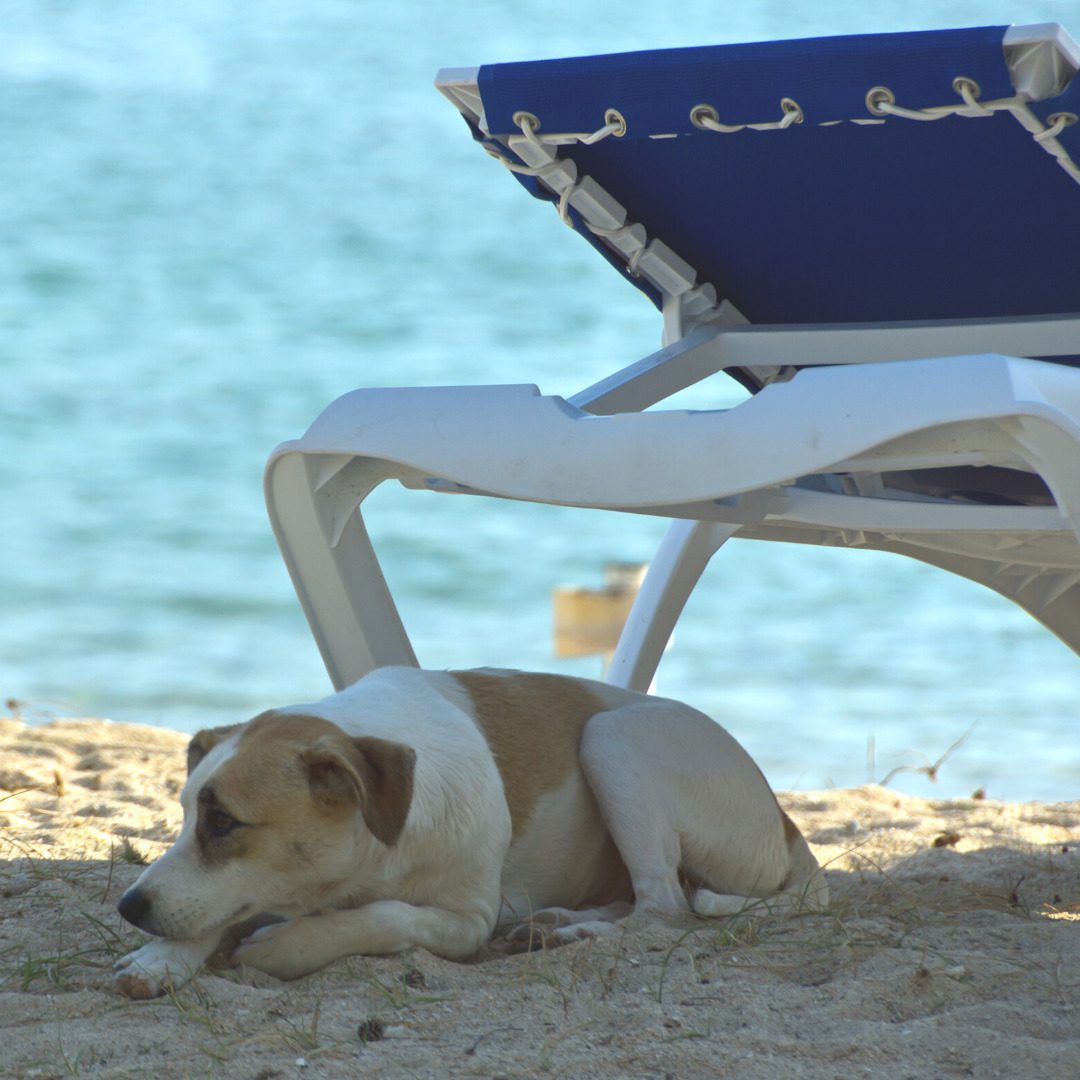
left=266, top=312, right=1080, bottom=693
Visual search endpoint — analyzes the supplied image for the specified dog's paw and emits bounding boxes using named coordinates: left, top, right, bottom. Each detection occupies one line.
left=503, top=901, right=633, bottom=951
left=113, top=940, right=198, bottom=1000
left=114, top=963, right=166, bottom=1001
left=504, top=917, right=616, bottom=952
left=233, top=917, right=330, bottom=981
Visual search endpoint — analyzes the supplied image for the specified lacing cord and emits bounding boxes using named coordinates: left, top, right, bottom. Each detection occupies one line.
left=482, top=109, right=627, bottom=227
left=684, top=77, right=1078, bottom=183
left=864, top=76, right=1079, bottom=182
left=1034, top=112, right=1078, bottom=144
left=481, top=145, right=586, bottom=226
left=479, top=75, right=1080, bottom=298
left=865, top=77, right=995, bottom=120
left=512, top=108, right=627, bottom=145
left=690, top=97, right=804, bottom=132
left=483, top=146, right=563, bottom=178
left=864, top=77, right=989, bottom=120
left=479, top=144, right=578, bottom=226
left=1029, top=112, right=1079, bottom=179
left=490, top=109, right=701, bottom=291
left=486, top=81, right=1079, bottom=215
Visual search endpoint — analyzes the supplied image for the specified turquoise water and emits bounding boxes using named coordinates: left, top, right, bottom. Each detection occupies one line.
left=3, top=0, right=1078, bottom=800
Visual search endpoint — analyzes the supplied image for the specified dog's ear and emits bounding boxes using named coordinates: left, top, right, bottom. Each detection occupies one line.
left=186, top=722, right=245, bottom=776
left=302, top=735, right=416, bottom=846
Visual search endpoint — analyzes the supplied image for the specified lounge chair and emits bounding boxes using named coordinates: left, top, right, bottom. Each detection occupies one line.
left=265, top=23, right=1080, bottom=694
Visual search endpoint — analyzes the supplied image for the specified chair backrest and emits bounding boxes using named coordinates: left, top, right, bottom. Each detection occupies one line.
left=444, top=25, right=1080, bottom=375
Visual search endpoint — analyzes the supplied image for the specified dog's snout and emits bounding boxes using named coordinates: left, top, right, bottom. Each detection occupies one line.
left=117, top=887, right=153, bottom=931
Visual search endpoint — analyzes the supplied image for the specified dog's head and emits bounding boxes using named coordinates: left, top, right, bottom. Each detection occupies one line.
left=117, top=711, right=416, bottom=941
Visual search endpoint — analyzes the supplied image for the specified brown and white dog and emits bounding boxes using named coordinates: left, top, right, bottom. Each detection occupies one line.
left=114, top=667, right=827, bottom=999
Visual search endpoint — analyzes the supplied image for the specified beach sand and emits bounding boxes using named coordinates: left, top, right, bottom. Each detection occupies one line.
left=1, top=714, right=1077, bottom=1079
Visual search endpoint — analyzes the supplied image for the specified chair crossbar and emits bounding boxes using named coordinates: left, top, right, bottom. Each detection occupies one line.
left=572, top=314, right=1080, bottom=413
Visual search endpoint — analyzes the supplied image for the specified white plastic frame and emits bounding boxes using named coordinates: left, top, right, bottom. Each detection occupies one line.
left=263, top=26, right=1080, bottom=693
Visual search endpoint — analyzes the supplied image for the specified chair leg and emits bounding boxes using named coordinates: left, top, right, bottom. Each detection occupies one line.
left=606, top=520, right=739, bottom=692
left=265, top=452, right=417, bottom=691
left=885, top=540, right=1080, bottom=659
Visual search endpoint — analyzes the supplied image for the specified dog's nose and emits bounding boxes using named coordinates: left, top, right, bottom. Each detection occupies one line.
left=117, top=887, right=152, bottom=930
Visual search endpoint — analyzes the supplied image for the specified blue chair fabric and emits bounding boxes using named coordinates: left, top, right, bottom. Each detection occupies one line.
left=475, top=28, right=1080, bottom=332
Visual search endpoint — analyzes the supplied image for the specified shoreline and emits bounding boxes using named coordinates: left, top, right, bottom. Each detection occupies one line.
left=1, top=716, right=1077, bottom=1078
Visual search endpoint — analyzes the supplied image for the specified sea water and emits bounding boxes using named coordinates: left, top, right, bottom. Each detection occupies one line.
left=3, top=0, right=1078, bottom=801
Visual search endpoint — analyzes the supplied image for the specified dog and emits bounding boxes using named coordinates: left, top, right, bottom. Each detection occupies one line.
left=113, top=666, right=827, bottom=999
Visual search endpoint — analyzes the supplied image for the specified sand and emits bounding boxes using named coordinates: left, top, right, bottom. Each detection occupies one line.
left=1, top=714, right=1077, bottom=1079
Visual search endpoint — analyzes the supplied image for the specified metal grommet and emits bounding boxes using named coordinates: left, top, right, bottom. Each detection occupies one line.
left=690, top=103, right=720, bottom=129
left=780, top=97, right=804, bottom=124
left=865, top=86, right=895, bottom=116
left=512, top=110, right=540, bottom=132
left=953, top=76, right=981, bottom=100
left=604, top=108, right=627, bottom=136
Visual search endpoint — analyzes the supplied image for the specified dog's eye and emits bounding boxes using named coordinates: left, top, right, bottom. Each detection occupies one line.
left=205, top=809, right=241, bottom=838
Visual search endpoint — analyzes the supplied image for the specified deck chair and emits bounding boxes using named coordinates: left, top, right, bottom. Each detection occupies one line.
left=265, top=23, right=1080, bottom=694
